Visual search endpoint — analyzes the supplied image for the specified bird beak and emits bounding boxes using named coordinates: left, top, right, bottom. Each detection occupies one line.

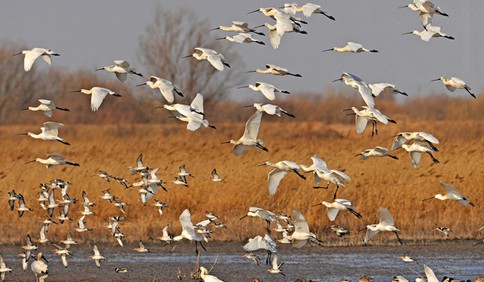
left=354, top=154, right=361, bottom=157
left=237, top=86, right=249, bottom=89
left=220, top=141, right=231, bottom=144
left=136, top=83, right=146, bottom=87
left=312, top=203, right=321, bottom=207
left=242, top=105, right=253, bottom=108
left=422, top=196, right=434, bottom=202
left=247, top=9, right=259, bottom=14
left=20, top=108, right=29, bottom=111
left=17, top=133, right=28, bottom=136
left=12, top=52, right=22, bottom=56
left=322, top=48, right=333, bottom=52
left=256, top=163, right=267, bottom=167
left=209, top=27, right=219, bottom=32
left=25, top=160, right=36, bottom=164
left=70, top=90, right=82, bottom=93
left=401, top=32, right=413, bottom=36
left=42, top=254, right=48, bottom=263
left=341, top=108, right=353, bottom=112
left=240, top=215, right=247, bottom=220
left=430, top=78, right=441, bottom=82
left=253, top=24, right=264, bottom=29
left=245, top=70, right=256, bottom=73
left=332, top=78, right=342, bottom=82
left=182, top=55, right=192, bottom=59
left=397, top=5, right=408, bottom=9
left=113, top=93, right=122, bottom=97
left=215, top=37, right=225, bottom=41
left=95, top=68, right=104, bottom=71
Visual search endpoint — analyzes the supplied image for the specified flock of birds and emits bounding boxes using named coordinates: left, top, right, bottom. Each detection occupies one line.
left=1, top=1, right=482, bottom=281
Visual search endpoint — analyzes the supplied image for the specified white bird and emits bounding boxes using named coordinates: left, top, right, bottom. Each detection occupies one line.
left=423, top=181, right=475, bottom=207
left=261, top=23, right=282, bottom=49
left=243, top=233, right=277, bottom=265
left=71, top=87, right=121, bottom=112
left=356, top=146, right=398, bottom=160
left=248, top=103, right=295, bottom=118
left=158, top=225, right=172, bottom=244
left=31, top=253, right=48, bottom=282
left=400, top=255, right=415, bottom=262
left=0, top=255, right=12, bottom=281
left=22, top=99, right=70, bottom=117
left=431, top=76, right=476, bottom=99
left=14, top=47, right=60, bottom=72
left=435, top=226, right=453, bottom=238
left=52, top=244, right=71, bottom=268
left=96, top=60, right=143, bottom=81
left=267, top=253, right=285, bottom=276
left=314, top=199, right=362, bottom=221
left=259, top=160, right=306, bottom=195
left=89, top=245, right=105, bottom=268
left=246, top=64, right=302, bottom=77
left=27, top=153, right=80, bottom=168
left=75, top=215, right=92, bottom=233
left=137, top=76, right=183, bottom=103
left=399, top=0, right=448, bottom=27
left=185, top=47, right=230, bottom=71
left=403, top=24, right=454, bottom=42
left=364, top=207, right=402, bottom=244
left=17, top=194, right=33, bottom=218
left=283, top=2, right=335, bottom=20
left=240, top=207, right=278, bottom=234
left=391, top=131, right=439, bottom=151
left=287, top=210, right=323, bottom=248
left=217, top=32, right=265, bottom=45
left=422, top=264, right=439, bottom=282
left=210, top=21, right=265, bottom=35
left=19, top=121, right=70, bottom=145
left=61, top=233, right=77, bottom=246
left=222, top=110, right=268, bottom=156
left=17, top=252, right=28, bottom=271
left=334, top=72, right=375, bottom=108
left=163, top=93, right=216, bottom=131
left=133, top=241, right=150, bottom=253
left=199, top=266, right=224, bottom=282
left=345, top=106, right=396, bottom=136
left=210, top=169, right=224, bottom=182
left=368, top=83, right=408, bottom=97
left=22, top=234, right=38, bottom=259
left=38, top=224, right=49, bottom=244
left=323, top=42, right=378, bottom=53
left=401, top=142, right=439, bottom=168
left=238, top=82, right=290, bottom=100
left=173, top=209, right=206, bottom=254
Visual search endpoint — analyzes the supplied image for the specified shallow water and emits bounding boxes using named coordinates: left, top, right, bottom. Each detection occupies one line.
left=1, top=241, right=482, bottom=281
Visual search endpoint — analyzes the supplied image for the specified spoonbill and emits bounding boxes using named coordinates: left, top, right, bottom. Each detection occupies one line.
left=364, top=207, right=402, bottom=244
left=89, top=245, right=105, bottom=268
left=368, top=83, right=408, bottom=97
left=96, top=60, right=143, bottom=81
left=163, top=93, right=216, bottom=131
left=248, top=103, right=295, bottom=118
left=314, top=199, right=362, bottom=221
left=259, top=160, right=306, bottom=195
left=401, top=142, right=439, bottom=168
left=22, top=99, right=69, bottom=117
left=0, top=255, right=11, bottom=281
left=399, top=0, right=448, bottom=27
left=19, top=122, right=70, bottom=145
left=243, top=233, right=277, bottom=265
left=27, top=153, right=80, bottom=168
left=423, top=181, right=475, bottom=206
left=345, top=106, right=396, bottom=136
left=403, top=25, right=454, bottom=42
left=184, top=47, right=230, bottom=71
left=431, top=76, right=476, bottom=99
left=31, top=253, right=48, bottom=282
left=222, top=110, right=268, bottom=156
left=240, top=207, right=278, bottom=234
left=210, top=21, right=265, bottom=35
left=246, top=64, right=302, bottom=77
left=356, top=146, right=398, bottom=160
left=217, top=33, right=264, bottom=45
left=282, top=2, right=335, bottom=20
left=334, top=72, right=375, bottom=108
left=260, top=23, right=281, bottom=49
left=391, top=131, right=439, bottom=151
left=71, top=87, right=121, bottom=112
left=288, top=210, right=323, bottom=248
left=137, top=76, right=183, bottom=103
left=323, top=42, right=378, bottom=53
left=422, top=264, right=439, bottom=282
left=13, top=47, right=59, bottom=72
left=173, top=209, right=206, bottom=255
left=200, top=266, right=224, bottom=282
left=238, top=82, right=290, bottom=100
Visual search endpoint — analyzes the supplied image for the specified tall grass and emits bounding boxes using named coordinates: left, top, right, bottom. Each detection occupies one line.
left=1, top=116, right=482, bottom=246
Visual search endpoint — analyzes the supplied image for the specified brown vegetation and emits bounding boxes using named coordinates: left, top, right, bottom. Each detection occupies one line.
left=0, top=106, right=482, bottom=245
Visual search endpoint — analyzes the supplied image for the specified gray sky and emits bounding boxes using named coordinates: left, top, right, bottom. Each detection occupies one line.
left=0, top=1, right=481, bottom=99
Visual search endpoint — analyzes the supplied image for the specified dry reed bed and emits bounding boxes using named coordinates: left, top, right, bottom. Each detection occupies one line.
left=0, top=119, right=482, bottom=245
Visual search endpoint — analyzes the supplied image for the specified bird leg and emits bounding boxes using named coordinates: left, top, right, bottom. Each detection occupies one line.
left=266, top=250, right=272, bottom=265
left=394, top=231, right=403, bottom=245
left=426, top=152, right=440, bottom=164
left=333, top=185, right=340, bottom=200
left=266, top=220, right=271, bottom=234
left=199, top=241, right=207, bottom=252
left=293, top=169, right=306, bottom=180
left=256, top=143, right=269, bottom=152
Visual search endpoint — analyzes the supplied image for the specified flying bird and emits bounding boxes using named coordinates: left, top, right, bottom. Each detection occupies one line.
left=323, top=42, right=378, bottom=53
left=423, top=181, right=475, bottom=206
left=14, top=47, right=60, bottom=71
left=222, top=111, right=268, bottom=156
left=27, top=153, right=80, bottom=168
left=246, top=64, right=302, bottom=77
left=21, top=99, right=69, bottom=117
left=356, top=146, right=398, bottom=160
left=18, top=121, right=70, bottom=145
left=238, top=82, right=290, bottom=101
left=96, top=60, right=143, bottom=81
left=184, top=47, right=230, bottom=71
left=364, top=207, right=402, bottom=244
left=71, top=87, right=121, bottom=112
left=431, top=76, right=476, bottom=99
left=137, top=76, right=183, bottom=103
left=259, top=160, right=306, bottom=195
